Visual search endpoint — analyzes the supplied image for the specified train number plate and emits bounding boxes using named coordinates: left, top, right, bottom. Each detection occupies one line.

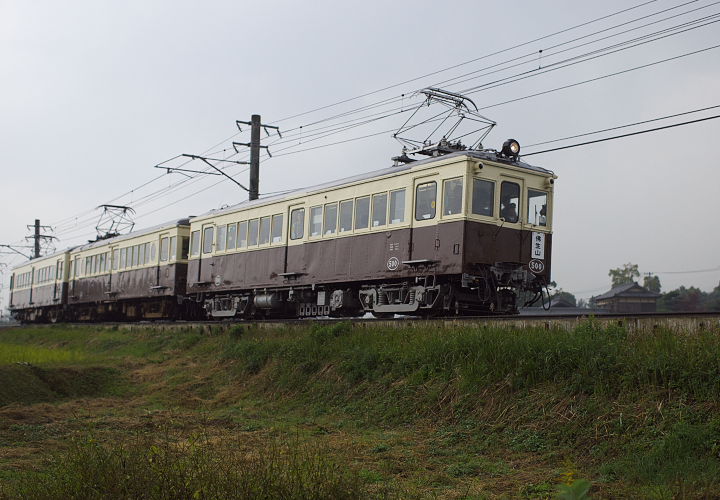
left=387, top=257, right=400, bottom=271
left=528, top=259, right=545, bottom=274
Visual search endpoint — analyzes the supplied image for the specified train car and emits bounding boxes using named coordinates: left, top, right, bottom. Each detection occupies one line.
left=187, top=141, right=556, bottom=318
left=8, top=250, right=71, bottom=323
left=65, top=219, right=193, bottom=321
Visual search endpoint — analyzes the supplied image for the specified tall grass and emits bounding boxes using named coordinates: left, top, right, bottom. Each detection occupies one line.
left=0, top=431, right=373, bottom=500
left=221, top=320, right=720, bottom=401
left=0, top=343, right=88, bottom=365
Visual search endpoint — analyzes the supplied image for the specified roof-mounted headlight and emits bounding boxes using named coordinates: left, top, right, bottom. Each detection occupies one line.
left=501, top=139, right=520, bottom=160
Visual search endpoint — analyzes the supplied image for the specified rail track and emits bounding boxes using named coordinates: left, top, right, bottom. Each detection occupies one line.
left=3, top=311, right=719, bottom=332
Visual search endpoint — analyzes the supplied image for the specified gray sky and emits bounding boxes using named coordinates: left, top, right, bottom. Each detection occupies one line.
left=2, top=0, right=719, bottom=306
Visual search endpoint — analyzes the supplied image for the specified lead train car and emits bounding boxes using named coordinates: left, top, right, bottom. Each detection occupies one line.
left=188, top=150, right=556, bottom=318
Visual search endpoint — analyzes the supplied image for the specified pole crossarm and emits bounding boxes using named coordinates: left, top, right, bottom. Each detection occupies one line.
left=0, top=245, right=33, bottom=259
left=154, top=154, right=250, bottom=192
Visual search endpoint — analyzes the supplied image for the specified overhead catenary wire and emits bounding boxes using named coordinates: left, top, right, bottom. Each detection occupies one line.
left=521, top=113, right=720, bottom=156
left=34, top=1, right=706, bottom=234
left=14, top=0, right=715, bottom=248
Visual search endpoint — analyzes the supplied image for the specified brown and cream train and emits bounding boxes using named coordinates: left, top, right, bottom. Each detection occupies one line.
left=9, top=144, right=556, bottom=322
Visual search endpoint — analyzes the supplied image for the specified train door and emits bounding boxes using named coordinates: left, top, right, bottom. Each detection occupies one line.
left=409, top=175, right=440, bottom=264
left=53, top=257, right=63, bottom=301
left=284, top=203, right=305, bottom=276
left=198, top=223, right=214, bottom=283
left=157, top=232, right=170, bottom=287
left=497, top=175, right=525, bottom=263
left=70, top=256, right=79, bottom=299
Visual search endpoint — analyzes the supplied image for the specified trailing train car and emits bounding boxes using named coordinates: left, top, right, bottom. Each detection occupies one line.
left=62, top=219, right=193, bottom=321
left=8, top=250, right=71, bottom=322
left=188, top=143, right=556, bottom=318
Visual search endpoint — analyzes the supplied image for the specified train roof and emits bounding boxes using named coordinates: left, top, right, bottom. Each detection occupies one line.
left=72, top=218, right=191, bottom=253
left=195, top=150, right=554, bottom=220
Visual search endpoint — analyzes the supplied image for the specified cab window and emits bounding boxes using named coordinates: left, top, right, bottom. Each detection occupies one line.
left=472, top=179, right=494, bottom=217
left=290, top=209, right=305, bottom=240
left=415, top=182, right=437, bottom=220
left=443, top=178, right=463, bottom=216
left=527, top=190, right=548, bottom=227
left=500, top=182, right=520, bottom=223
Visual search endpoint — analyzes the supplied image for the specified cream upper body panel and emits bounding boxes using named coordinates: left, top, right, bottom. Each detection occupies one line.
left=10, top=250, right=71, bottom=290
left=68, top=221, right=190, bottom=279
left=188, top=151, right=555, bottom=259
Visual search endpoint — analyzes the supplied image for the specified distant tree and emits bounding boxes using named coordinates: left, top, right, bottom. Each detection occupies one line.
left=702, top=283, right=720, bottom=311
left=643, top=274, right=661, bottom=293
left=577, top=298, right=589, bottom=309
left=608, top=263, right=640, bottom=288
left=657, top=286, right=706, bottom=312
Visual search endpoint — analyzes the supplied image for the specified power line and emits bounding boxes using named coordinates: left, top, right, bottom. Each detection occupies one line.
left=522, top=113, right=720, bottom=156
left=524, top=104, right=720, bottom=148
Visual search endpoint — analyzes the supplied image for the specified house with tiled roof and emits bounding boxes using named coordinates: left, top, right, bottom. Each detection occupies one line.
left=591, top=282, right=661, bottom=313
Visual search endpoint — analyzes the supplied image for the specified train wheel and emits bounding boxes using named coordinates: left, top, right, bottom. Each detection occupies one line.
left=48, top=309, right=61, bottom=324
left=371, top=311, right=394, bottom=319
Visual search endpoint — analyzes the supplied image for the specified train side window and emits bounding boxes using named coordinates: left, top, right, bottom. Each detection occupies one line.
left=389, top=189, right=405, bottom=224
left=527, top=190, right=548, bottom=226
left=248, top=219, right=259, bottom=246
left=139, top=244, right=146, bottom=265
left=217, top=225, right=227, bottom=252
left=180, top=237, right=188, bottom=259
left=324, top=203, right=338, bottom=235
left=310, top=206, right=322, bottom=237
left=339, top=200, right=353, bottom=232
left=500, top=182, right=520, bottom=223
left=290, top=208, right=305, bottom=240
left=203, top=227, right=214, bottom=254
left=169, top=236, right=177, bottom=260
left=372, top=193, right=387, bottom=227
left=120, top=248, right=126, bottom=269
left=9, top=274, right=13, bottom=290
left=271, top=214, right=283, bottom=243
left=354, top=196, right=370, bottom=230
left=227, top=224, right=237, bottom=249
left=443, top=178, right=463, bottom=216
left=238, top=221, right=248, bottom=248
left=415, top=182, right=437, bottom=220
left=150, top=243, right=156, bottom=263
left=160, top=238, right=169, bottom=261
left=259, top=217, right=271, bottom=245
left=113, top=249, right=119, bottom=270
left=472, top=178, right=494, bottom=217
left=191, top=231, right=200, bottom=256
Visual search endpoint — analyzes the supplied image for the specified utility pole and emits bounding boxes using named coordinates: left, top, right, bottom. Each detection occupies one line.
left=233, top=115, right=281, bottom=201
left=154, top=115, right=280, bottom=202
left=26, top=219, right=55, bottom=259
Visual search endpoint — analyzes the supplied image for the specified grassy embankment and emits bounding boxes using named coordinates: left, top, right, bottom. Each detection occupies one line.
left=0, top=319, right=719, bottom=498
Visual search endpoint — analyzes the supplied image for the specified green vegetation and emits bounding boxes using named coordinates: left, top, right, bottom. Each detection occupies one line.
left=0, top=320, right=719, bottom=497
left=1, top=432, right=368, bottom=500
